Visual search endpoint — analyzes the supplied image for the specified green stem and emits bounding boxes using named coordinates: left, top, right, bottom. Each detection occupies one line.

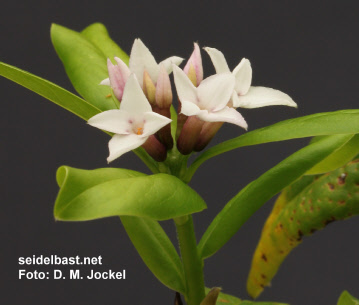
left=175, top=215, right=205, bottom=305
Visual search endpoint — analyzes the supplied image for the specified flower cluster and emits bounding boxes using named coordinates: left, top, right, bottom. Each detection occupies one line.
left=88, top=39, right=297, bottom=162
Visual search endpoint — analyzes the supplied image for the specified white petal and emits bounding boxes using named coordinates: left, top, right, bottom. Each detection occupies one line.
left=236, top=86, right=297, bottom=109
left=120, top=74, right=152, bottom=114
left=107, top=134, right=147, bottom=162
left=88, top=110, right=131, bottom=135
left=180, top=100, right=206, bottom=117
left=204, top=47, right=231, bottom=73
left=100, top=78, right=111, bottom=86
left=160, top=56, right=184, bottom=74
left=197, top=73, right=235, bottom=112
left=197, top=107, right=248, bottom=129
left=172, top=65, right=198, bottom=103
left=232, top=58, right=252, bottom=95
left=129, top=38, right=159, bottom=85
left=142, top=112, right=172, bottom=137
left=231, top=90, right=241, bottom=108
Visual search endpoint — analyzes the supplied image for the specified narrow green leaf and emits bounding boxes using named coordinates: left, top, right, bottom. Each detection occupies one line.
left=54, top=166, right=206, bottom=221
left=51, top=23, right=117, bottom=111
left=170, top=105, right=178, bottom=142
left=121, top=216, right=185, bottom=294
left=81, top=23, right=129, bottom=65
left=0, top=62, right=101, bottom=120
left=247, top=160, right=359, bottom=298
left=187, top=110, right=359, bottom=181
left=306, top=134, right=359, bottom=175
left=337, top=291, right=359, bottom=305
left=198, top=134, right=353, bottom=259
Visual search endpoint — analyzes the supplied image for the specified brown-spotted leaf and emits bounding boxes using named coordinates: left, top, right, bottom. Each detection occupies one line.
left=247, top=160, right=359, bottom=298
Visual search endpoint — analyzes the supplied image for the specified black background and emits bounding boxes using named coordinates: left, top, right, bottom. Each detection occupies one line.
left=1, top=1, right=359, bottom=304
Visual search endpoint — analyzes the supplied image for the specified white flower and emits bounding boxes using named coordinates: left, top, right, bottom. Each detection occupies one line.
left=101, top=39, right=183, bottom=101
left=204, top=47, right=297, bottom=109
left=172, top=65, right=248, bottom=129
left=89, top=74, right=172, bottom=162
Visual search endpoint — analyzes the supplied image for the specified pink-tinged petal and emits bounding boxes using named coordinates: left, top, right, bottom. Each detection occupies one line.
left=120, top=74, right=152, bottom=114
left=129, top=39, right=159, bottom=85
left=100, top=78, right=110, bottom=86
left=88, top=109, right=131, bottom=135
left=141, top=112, right=172, bottom=137
left=107, top=134, right=147, bottom=162
left=197, top=73, right=235, bottom=111
left=180, top=100, right=206, bottom=117
left=172, top=65, right=198, bottom=104
left=197, top=107, right=248, bottom=129
left=236, top=86, right=297, bottom=109
left=232, top=58, right=252, bottom=95
left=183, top=43, right=203, bottom=86
left=160, top=56, right=184, bottom=74
left=231, top=90, right=241, bottom=108
left=107, top=58, right=131, bottom=101
left=204, top=47, right=230, bottom=73
left=156, top=64, right=173, bottom=108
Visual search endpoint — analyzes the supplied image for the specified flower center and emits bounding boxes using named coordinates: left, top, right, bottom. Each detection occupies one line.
left=135, top=127, right=144, bottom=135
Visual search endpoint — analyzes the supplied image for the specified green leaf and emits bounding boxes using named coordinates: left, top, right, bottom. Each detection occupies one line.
left=0, top=62, right=101, bottom=121
left=81, top=23, right=129, bottom=65
left=247, top=159, right=359, bottom=298
left=186, top=110, right=359, bottom=181
left=54, top=166, right=206, bottom=221
left=121, top=216, right=185, bottom=294
left=198, top=134, right=353, bottom=260
left=306, top=134, right=359, bottom=175
left=203, top=288, right=287, bottom=305
left=51, top=23, right=118, bottom=111
left=337, top=291, right=359, bottom=305
left=170, top=105, right=178, bottom=142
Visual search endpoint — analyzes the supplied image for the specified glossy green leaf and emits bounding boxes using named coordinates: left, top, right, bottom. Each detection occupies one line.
left=54, top=166, right=206, bottom=221
left=247, top=160, right=359, bottom=298
left=337, top=291, right=359, bottom=305
left=121, top=216, right=185, bottom=294
left=51, top=23, right=117, bottom=111
left=198, top=134, right=353, bottom=259
left=306, top=134, right=359, bottom=175
left=81, top=23, right=129, bottom=65
left=186, top=110, right=359, bottom=181
left=0, top=62, right=101, bottom=120
left=203, top=288, right=287, bottom=305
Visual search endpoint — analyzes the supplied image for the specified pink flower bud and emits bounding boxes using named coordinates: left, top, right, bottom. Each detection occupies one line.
left=142, top=70, right=156, bottom=105
left=177, top=116, right=204, bottom=155
left=183, top=43, right=203, bottom=87
left=141, top=135, right=167, bottom=162
left=155, top=64, right=173, bottom=109
left=107, top=57, right=130, bottom=101
left=194, top=122, right=223, bottom=152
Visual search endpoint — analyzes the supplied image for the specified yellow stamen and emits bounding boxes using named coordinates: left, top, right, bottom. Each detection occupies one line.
left=136, top=127, right=144, bottom=135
